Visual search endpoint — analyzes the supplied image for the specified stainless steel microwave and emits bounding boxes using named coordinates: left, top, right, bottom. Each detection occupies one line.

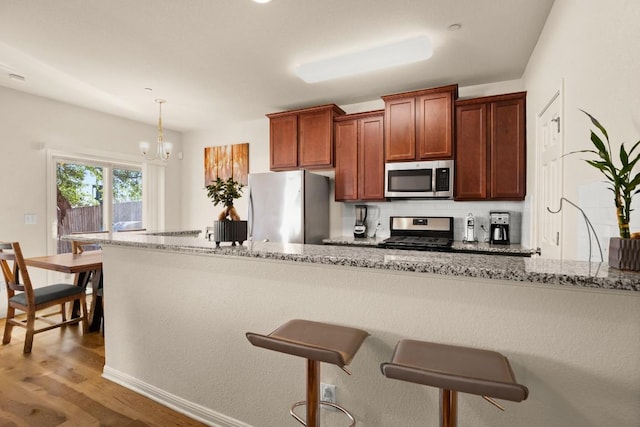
left=384, top=160, right=454, bottom=199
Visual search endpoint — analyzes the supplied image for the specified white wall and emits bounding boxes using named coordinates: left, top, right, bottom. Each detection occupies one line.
left=0, top=86, right=183, bottom=316
left=524, top=0, right=640, bottom=260
left=180, top=118, right=269, bottom=234
left=180, top=79, right=531, bottom=244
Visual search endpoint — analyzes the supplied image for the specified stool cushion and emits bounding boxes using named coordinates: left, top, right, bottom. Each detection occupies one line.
left=246, top=319, right=369, bottom=368
left=381, top=340, right=528, bottom=402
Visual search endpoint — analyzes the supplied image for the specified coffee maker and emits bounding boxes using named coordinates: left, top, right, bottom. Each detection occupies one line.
left=354, top=205, right=367, bottom=238
left=490, top=212, right=510, bottom=245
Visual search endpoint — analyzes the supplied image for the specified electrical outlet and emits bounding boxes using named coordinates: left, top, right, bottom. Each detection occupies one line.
left=320, top=383, right=336, bottom=410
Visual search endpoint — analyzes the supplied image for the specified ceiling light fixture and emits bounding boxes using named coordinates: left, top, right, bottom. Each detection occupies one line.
left=294, top=35, right=433, bottom=83
left=139, top=99, right=173, bottom=162
left=252, top=0, right=272, bottom=3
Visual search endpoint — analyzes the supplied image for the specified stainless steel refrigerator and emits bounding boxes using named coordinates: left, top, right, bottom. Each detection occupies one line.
left=248, top=170, right=329, bottom=244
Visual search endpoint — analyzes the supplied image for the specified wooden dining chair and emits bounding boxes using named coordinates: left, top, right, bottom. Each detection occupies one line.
left=70, top=230, right=108, bottom=254
left=0, top=242, right=89, bottom=353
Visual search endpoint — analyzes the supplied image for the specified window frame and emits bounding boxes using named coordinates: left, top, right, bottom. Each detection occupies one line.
left=46, top=148, right=164, bottom=254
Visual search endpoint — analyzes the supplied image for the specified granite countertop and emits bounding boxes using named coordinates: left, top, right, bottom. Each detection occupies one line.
left=323, top=236, right=535, bottom=256
left=64, top=232, right=640, bottom=293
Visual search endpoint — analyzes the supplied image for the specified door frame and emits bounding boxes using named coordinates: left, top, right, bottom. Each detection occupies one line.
left=533, top=80, right=565, bottom=257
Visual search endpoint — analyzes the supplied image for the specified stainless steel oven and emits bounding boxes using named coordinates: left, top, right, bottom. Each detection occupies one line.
left=384, top=160, right=454, bottom=199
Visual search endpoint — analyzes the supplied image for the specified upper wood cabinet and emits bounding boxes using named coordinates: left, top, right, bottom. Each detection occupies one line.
left=455, top=92, right=526, bottom=201
left=334, top=111, right=385, bottom=201
left=267, top=104, right=345, bottom=171
left=268, top=113, right=298, bottom=170
left=382, top=84, right=458, bottom=162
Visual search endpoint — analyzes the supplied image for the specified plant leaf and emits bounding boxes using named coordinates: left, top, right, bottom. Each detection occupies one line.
left=620, top=143, right=629, bottom=167
left=580, top=109, right=609, bottom=141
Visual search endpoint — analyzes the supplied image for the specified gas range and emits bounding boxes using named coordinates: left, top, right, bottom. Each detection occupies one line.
left=379, top=216, right=454, bottom=251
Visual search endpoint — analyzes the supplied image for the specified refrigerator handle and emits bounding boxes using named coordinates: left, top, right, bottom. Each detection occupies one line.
left=248, top=187, right=253, bottom=241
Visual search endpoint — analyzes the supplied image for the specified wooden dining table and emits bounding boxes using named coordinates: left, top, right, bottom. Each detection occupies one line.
left=25, top=250, right=104, bottom=332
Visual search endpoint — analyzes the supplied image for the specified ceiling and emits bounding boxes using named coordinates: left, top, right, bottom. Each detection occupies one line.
left=0, top=0, right=555, bottom=132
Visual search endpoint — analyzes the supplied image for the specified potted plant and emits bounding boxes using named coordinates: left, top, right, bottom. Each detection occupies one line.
left=205, top=177, right=247, bottom=246
left=574, top=109, right=640, bottom=269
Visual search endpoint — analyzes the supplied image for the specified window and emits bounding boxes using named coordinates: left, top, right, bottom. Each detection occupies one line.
left=53, top=157, right=143, bottom=253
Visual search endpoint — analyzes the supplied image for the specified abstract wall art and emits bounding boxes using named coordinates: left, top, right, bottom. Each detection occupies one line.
left=204, top=143, right=249, bottom=186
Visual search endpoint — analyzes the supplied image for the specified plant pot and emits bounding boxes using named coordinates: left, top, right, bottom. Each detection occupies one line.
left=608, top=237, right=640, bottom=270
left=212, top=220, right=247, bottom=247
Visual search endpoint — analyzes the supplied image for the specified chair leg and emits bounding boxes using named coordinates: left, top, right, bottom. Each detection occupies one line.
left=3, top=307, right=15, bottom=344
left=23, top=312, right=36, bottom=354
left=79, top=294, right=89, bottom=334
left=440, top=389, right=458, bottom=427
left=61, top=303, right=67, bottom=321
left=306, top=359, right=320, bottom=427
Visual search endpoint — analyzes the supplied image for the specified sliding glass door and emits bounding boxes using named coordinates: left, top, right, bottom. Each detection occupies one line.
left=54, top=158, right=142, bottom=253
left=112, top=168, right=143, bottom=231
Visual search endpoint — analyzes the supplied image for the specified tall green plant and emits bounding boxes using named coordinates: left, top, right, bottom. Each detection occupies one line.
left=572, top=110, right=640, bottom=238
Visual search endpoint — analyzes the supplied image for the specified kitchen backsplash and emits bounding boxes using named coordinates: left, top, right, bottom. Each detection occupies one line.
left=340, top=199, right=526, bottom=245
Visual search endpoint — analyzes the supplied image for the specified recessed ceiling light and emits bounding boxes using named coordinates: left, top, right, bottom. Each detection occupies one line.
left=294, top=35, right=433, bottom=84
left=253, top=0, right=272, bottom=3
left=448, top=23, right=462, bottom=31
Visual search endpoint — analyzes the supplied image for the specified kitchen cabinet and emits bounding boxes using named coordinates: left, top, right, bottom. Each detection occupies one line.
left=267, top=104, right=345, bottom=171
left=455, top=92, right=526, bottom=201
left=334, top=110, right=385, bottom=201
left=268, top=113, right=298, bottom=170
left=382, top=84, right=458, bottom=162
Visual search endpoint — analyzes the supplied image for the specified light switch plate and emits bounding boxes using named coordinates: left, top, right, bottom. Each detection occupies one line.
left=24, top=213, right=37, bottom=224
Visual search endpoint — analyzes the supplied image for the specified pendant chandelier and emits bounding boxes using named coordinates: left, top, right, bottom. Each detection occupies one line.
left=139, top=98, right=173, bottom=161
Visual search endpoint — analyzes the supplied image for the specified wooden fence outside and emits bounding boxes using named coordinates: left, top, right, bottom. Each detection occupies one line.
left=57, top=201, right=142, bottom=252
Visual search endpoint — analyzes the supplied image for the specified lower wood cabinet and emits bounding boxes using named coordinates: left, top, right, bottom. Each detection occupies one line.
left=455, top=92, right=526, bottom=201
left=334, top=111, right=385, bottom=201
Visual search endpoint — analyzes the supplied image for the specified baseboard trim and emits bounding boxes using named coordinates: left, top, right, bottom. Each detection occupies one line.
left=102, top=365, right=253, bottom=427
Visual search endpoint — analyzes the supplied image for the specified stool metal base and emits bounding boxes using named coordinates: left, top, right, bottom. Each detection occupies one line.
left=290, top=401, right=356, bottom=427
left=288, top=359, right=356, bottom=427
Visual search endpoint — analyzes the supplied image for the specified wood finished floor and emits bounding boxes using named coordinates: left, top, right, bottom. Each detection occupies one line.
left=0, top=316, right=206, bottom=427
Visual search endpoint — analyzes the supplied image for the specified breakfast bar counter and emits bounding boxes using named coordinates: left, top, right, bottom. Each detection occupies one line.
left=66, top=232, right=640, bottom=427
left=70, top=232, right=640, bottom=292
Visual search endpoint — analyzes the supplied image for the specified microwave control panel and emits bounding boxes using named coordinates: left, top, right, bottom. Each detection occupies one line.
left=435, top=168, right=450, bottom=191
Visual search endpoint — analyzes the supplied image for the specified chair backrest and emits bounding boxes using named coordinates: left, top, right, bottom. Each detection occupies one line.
left=70, top=230, right=108, bottom=254
left=0, top=242, right=34, bottom=304
left=71, top=241, right=95, bottom=254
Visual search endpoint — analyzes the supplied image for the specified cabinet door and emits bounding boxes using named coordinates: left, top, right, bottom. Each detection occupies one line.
left=416, top=91, right=453, bottom=159
left=299, top=108, right=333, bottom=168
left=455, top=103, right=488, bottom=200
left=489, top=97, right=526, bottom=199
left=269, top=114, right=298, bottom=171
left=385, top=97, right=415, bottom=161
left=334, top=120, right=358, bottom=201
left=358, top=115, right=385, bottom=200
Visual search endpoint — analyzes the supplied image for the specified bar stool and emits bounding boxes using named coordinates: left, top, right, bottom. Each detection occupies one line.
left=246, top=319, right=369, bottom=427
left=381, top=339, right=528, bottom=427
